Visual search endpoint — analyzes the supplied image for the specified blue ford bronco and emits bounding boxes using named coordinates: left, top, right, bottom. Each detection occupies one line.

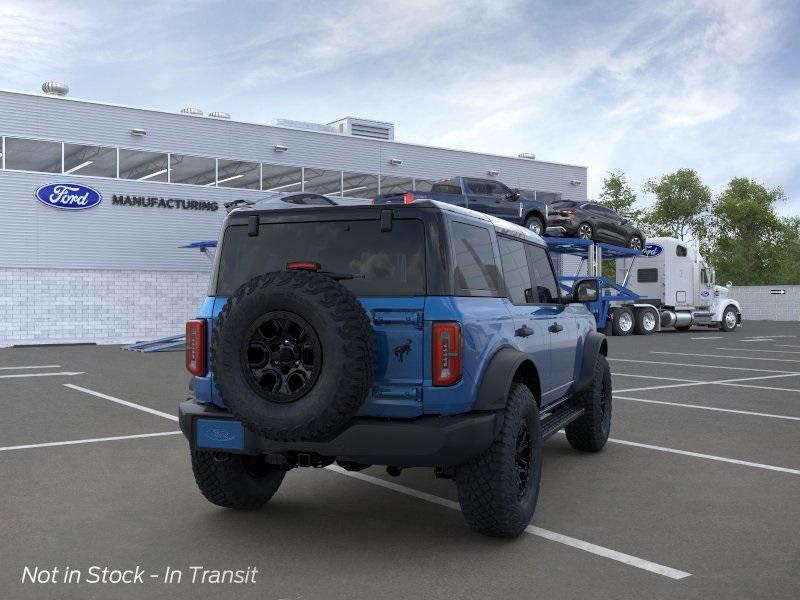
left=180, top=200, right=611, bottom=538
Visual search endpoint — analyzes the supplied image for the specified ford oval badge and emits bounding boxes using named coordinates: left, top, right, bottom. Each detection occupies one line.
left=642, top=243, right=663, bottom=257
left=35, top=183, right=102, bottom=210
left=208, top=428, right=235, bottom=442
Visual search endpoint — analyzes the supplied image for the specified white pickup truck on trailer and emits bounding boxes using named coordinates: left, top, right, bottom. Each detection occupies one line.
left=615, top=237, right=742, bottom=334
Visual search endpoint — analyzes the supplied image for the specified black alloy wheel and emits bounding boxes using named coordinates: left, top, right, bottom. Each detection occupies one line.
left=514, top=423, right=532, bottom=499
left=242, top=311, right=322, bottom=403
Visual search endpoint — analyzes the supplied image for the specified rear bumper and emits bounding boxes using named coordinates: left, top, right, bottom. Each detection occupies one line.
left=179, top=400, right=499, bottom=467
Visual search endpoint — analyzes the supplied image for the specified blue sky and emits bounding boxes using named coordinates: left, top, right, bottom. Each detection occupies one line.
left=2, top=0, right=799, bottom=213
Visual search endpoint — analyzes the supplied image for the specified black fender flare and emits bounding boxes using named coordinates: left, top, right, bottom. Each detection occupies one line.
left=574, top=331, right=608, bottom=393
left=473, top=347, right=541, bottom=411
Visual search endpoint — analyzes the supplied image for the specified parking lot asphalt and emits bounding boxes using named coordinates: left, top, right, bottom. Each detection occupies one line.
left=1, top=321, right=799, bottom=599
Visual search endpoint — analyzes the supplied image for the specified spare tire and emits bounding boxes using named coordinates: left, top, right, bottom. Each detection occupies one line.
left=212, top=270, right=376, bottom=442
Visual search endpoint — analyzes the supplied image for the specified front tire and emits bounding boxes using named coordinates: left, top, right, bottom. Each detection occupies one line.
left=524, top=215, right=544, bottom=235
left=565, top=355, right=612, bottom=452
left=191, top=450, right=286, bottom=509
left=720, top=306, right=738, bottom=332
left=455, top=383, right=541, bottom=538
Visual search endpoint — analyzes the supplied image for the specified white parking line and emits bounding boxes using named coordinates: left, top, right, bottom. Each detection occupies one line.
left=743, top=335, right=795, bottom=339
left=0, top=431, right=181, bottom=452
left=613, top=373, right=700, bottom=383
left=63, top=384, right=178, bottom=422
left=610, top=358, right=798, bottom=374
left=690, top=336, right=724, bottom=340
left=739, top=338, right=774, bottom=343
left=326, top=465, right=691, bottom=580
left=616, top=395, right=800, bottom=422
left=776, top=344, right=800, bottom=349
left=614, top=371, right=800, bottom=393
left=715, top=347, right=800, bottom=354
left=0, top=364, right=61, bottom=370
left=0, top=371, right=84, bottom=379
left=608, top=438, right=800, bottom=476
left=651, top=351, right=800, bottom=363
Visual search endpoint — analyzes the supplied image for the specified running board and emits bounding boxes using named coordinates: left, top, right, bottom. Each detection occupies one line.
left=540, top=406, right=585, bottom=440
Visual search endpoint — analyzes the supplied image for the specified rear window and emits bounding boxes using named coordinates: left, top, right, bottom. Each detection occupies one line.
left=215, top=219, right=426, bottom=296
left=430, top=180, right=462, bottom=195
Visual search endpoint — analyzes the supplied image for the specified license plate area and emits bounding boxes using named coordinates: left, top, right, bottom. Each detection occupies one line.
left=196, top=418, right=245, bottom=451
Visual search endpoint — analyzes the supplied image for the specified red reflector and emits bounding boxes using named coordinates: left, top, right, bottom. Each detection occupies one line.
left=403, top=192, right=415, bottom=204
left=185, top=320, right=207, bottom=377
left=286, top=261, right=320, bottom=271
left=432, top=322, right=462, bottom=386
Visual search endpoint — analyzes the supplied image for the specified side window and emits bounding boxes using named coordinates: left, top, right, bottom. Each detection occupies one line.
left=451, top=222, right=499, bottom=294
left=701, top=269, right=709, bottom=284
left=637, top=268, right=658, bottom=283
left=466, top=179, right=490, bottom=195
left=498, top=237, right=533, bottom=305
left=486, top=181, right=511, bottom=197
left=525, top=244, right=560, bottom=304
left=676, top=245, right=688, bottom=257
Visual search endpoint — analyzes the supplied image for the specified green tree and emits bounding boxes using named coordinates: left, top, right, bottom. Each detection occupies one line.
left=707, top=177, right=785, bottom=285
left=642, top=169, right=711, bottom=241
left=598, top=171, right=641, bottom=220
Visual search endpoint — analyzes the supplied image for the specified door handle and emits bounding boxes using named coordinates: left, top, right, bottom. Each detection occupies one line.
left=515, top=325, right=534, bottom=338
left=548, top=322, right=564, bottom=333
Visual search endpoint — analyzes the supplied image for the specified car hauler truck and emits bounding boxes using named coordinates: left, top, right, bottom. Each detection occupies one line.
left=547, top=236, right=742, bottom=335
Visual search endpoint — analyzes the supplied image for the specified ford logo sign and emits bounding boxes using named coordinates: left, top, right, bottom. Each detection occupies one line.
left=641, top=243, right=663, bottom=257
left=208, top=428, right=235, bottom=442
left=35, top=183, right=102, bottom=210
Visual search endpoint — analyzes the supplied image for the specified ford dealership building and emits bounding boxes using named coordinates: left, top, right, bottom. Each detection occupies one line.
left=0, top=85, right=588, bottom=345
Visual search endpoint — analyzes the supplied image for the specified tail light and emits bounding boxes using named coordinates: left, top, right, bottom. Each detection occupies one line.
left=403, top=192, right=415, bottom=204
left=186, top=320, right=207, bottom=376
left=560, top=209, right=577, bottom=215
left=286, top=261, right=320, bottom=271
left=432, top=322, right=462, bottom=386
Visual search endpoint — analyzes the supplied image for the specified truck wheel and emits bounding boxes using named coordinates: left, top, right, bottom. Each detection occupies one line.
left=213, top=270, right=376, bottom=442
left=633, top=307, right=657, bottom=335
left=720, top=306, right=738, bottom=332
left=565, top=354, right=612, bottom=452
left=191, top=450, right=285, bottom=509
left=455, top=383, right=541, bottom=538
left=627, top=235, right=644, bottom=251
left=611, top=307, right=634, bottom=336
left=524, top=215, right=544, bottom=235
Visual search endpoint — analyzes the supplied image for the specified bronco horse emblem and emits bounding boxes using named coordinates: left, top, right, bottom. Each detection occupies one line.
left=394, top=339, right=413, bottom=362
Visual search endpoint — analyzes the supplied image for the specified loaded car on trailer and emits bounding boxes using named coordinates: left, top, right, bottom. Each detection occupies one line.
left=373, top=176, right=549, bottom=235
left=180, top=200, right=612, bottom=538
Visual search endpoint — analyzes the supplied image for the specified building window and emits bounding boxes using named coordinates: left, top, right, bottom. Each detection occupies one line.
left=63, top=143, right=117, bottom=177
left=119, top=149, right=169, bottom=182
left=170, top=154, right=216, bottom=186
left=4, top=137, right=61, bottom=173
left=379, top=175, right=413, bottom=196
left=304, top=168, right=342, bottom=195
left=341, top=172, right=379, bottom=198
left=262, top=164, right=302, bottom=192
left=217, top=159, right=259, bottom=189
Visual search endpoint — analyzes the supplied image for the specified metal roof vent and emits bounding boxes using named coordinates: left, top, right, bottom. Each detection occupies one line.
left=328, top=117, right=395, bottom=141
left=42, top=82, right=69, bottom=96
left=208, top=111, right=231, bottom=119
left=180, top=106, right=203, bottom=116
left=518, top=152, right=536, bottom=160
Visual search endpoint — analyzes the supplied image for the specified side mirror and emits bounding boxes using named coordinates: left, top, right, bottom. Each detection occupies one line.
left=573, top=279, right=599, bottom=303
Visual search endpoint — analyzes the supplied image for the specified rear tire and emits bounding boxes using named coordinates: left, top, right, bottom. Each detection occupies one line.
left=566, top=355, right=612, bottom=452
left=611, top=307, right=634, bottom=336
left=455, top=383, right=541, bottom=538
left=191, top=450, right=285, bottom=510
left=633, top=307, right=657, bottom=335
left=577, top=222, right=593, bottom=240
left=524, top=215, right=544, bottom=235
